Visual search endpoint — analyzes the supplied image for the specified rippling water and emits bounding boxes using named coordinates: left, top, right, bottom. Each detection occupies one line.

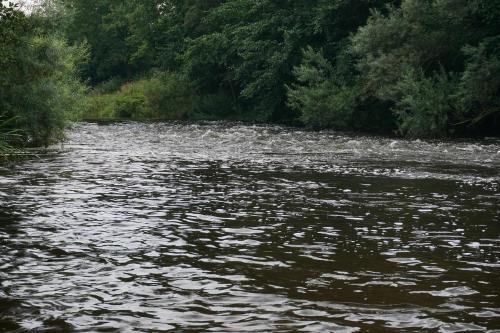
left=1, top=122, right=499, bottom=332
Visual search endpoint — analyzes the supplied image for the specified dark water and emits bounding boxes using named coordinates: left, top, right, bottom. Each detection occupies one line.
left=1, top=122, right=499, bottom=332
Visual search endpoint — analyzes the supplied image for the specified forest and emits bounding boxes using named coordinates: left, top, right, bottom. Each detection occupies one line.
left=1, top=0, right=499, bottom=152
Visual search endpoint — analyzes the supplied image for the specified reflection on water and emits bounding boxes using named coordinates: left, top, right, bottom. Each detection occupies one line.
left=0, top=122, right=499, bottom=332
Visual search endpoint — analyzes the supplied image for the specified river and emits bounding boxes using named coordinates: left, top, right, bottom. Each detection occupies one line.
left=0, top=122, right=499, bottom=332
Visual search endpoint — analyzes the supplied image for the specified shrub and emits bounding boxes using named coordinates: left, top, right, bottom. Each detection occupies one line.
left=93, top=77, right=127, bottom=94
left=80, top=71, right=236, bottom=121
left=457, top=37, right=500, bottom=127
left=1, top=33, right=87, bottom=147
left=394, top=70, right=458, bottom=138
left=142, top=72, right=195, bottom=119
left=287, top=46, right=396, bottom=133
left=287, top=47, right=358, bottom=130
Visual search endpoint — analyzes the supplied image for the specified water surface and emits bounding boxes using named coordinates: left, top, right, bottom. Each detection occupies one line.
left=1, top=122, right=499, bottom=332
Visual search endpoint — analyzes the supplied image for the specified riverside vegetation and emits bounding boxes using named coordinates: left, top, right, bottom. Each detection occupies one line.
left=1, top=2, right=500, bottom=331
left=1, top=0, right=499, bottom=154
left=0, top=1, right=86, bottom=152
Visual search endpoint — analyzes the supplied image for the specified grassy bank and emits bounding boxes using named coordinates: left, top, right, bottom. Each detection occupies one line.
left=80, top=72, right=252, bottom=122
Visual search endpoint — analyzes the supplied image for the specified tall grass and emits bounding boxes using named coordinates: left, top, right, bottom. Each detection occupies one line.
left=0, top=115, right=21, bottom=156
left=81, top=71, right=238, bottom=121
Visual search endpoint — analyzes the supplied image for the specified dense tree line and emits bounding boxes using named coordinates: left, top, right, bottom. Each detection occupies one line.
left=1, top=0, right=499, bottom=150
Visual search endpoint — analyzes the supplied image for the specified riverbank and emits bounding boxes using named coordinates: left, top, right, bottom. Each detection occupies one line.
left=80, top=72, right=267, bottom=125
left=61, top=0, right=499, bottom=139
left=78, top=66, right=500, bottom=139
left=3, top=1, right=499, bottom=148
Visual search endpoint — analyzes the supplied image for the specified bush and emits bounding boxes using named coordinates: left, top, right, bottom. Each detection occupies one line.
left=287, top=46, right=395, bottom=133
left=80, top=71, right=237, bottom=121
left=82, top=93, right=117, bottom=120
left=394, top=70, right=458, bottom=138
left=142, top=72, right=195, bottom=119
left=93, top=77, right=127, bottom=94
left=1, top=30, right=87, bottom=147
left=350, top=0, right=500, bottom=137
left=17, top=36, right=87, bottom=146
left=287, top=47, right=357, bottom=129
left=188, top=92, right=235, bottom=120
left=457, top=37, right=500, bottom=128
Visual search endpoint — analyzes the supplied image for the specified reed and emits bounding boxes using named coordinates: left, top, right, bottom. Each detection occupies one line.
left=0, top=116, right=21, bottom=157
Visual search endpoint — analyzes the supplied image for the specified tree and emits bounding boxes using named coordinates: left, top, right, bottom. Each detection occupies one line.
left=351, top=0, right=500, bottom=137
left=1, top=2, right=87, bottom=147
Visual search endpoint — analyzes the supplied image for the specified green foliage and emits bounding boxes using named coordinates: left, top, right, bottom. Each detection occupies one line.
left=20, top=0, right=500, bottom=138
left=83, top=81, right=149, bottom=120
left=1, top=3, right=25, bottom=152
left=0, top=2, right=27, bottom=82
left=287, top=47, right=357, bottom=129
left=93, top=77, right=127, bottom=94
left=394, top=70, right=458, bottom=138
left=7, top=35, right=87, bottom=146
left=141, top=72, right=192, bottom=119
left=288, top=46, right=396, bottom=133
left=0, top=115, right=20, bottom=153
left=0, top=3, right=87, bottom=148
left=458, top=37, right=500, bottom=127
left=82, top=72, right=205, bottom=120
left=350, top=0, right=500, bottom=136
left=176, top=0, right=387, bottom=122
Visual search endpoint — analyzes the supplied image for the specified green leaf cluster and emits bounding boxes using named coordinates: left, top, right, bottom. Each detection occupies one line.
left=1, top=2, right=87, bottom=149
left=24, top=0, right=500, bottom=138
